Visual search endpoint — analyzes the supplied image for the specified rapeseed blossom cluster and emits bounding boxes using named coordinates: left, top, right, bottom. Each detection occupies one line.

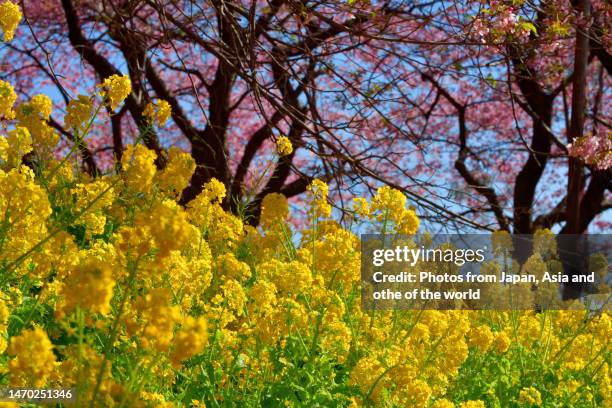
left=0, top=79, right=16, bottom=119
left=144, top=99, right=172, bottom=126
left=0, top=1, right=20, bottom=42
left=369, top=185, right=420, bottom=234
left=56, top=255, right=116, bottom=317
left=7, top=327, right=57, bottom=387
left=308, top=178, right=332, bottom=218
left=15, top=94, right=58, bottom=151
left=0, top=11, right=610, bottom=407
left=0, top=126, right=31, bottom=167
left=156, top=146, right=195, bottom=196
left=519, top=387, right=542, bottom=406
left=276, top=135, right=293, bottom=156
left=122, top=143, right=157, bottom=193
left=260, top=192, right=289, bottom=228
left=98, top=74, right=132, bottom=111
left=0, top=299, right=8, bottom=352
left=65, top=94, right=94, bottom=130
left=0, top=124, right=608, bottom=407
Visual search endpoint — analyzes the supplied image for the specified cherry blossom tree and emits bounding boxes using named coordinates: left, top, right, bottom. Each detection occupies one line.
left=2, top=0, right=610, bottom=232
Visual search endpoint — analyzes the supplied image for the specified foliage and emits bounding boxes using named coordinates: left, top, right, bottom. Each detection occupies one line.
left=0, top=64, right=610, bottom=408
left=0, top=3, right=610, bottom=407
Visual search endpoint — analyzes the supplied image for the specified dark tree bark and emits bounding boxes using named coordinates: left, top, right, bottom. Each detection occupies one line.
left=565, top=0, right=591, bottom=235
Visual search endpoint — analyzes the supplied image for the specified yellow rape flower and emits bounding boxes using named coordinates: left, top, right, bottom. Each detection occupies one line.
left=372, top=185, right=405, bottom=218
left=202, top=177, right=226, bottom=202
left=459, top=402, right=486, bottom=408
left=519, top=387, right=542, bottom=406
left=98, top=74, right=131, bottom=110
left=533, top=228, right=556, bottom=256
left=308, top=179, right=332, bottom=218
left=468, top=325, right=494, bottom=352
left=371, top=185, right=420, bottom=234
left=310, top=178, right=328, bottom=199
left=491, top=230, right=513, bottom=255
left=121, top=144, right=157, bottom=194
left=350, top=356, right=386, bottom=400
left=131, top=288, right=180, bottom=353
left=0, top=138, right=8, bottom=163
left=221, top=279, right=247, bottom=315
left=0, top=79, right=16, bottom=119
left=56, top=255, right=116, bottom=317
left=71, top=178, right=115, bottom=236
left=141, top=199, right=195, bottom=258
left=431, top=399, right=455, bottom=408
left=0, top=299, right=8, bottom=327
left=0, top=298, right=8, bottom=353
left=403, top=379, right=432, bottom=407
left=155, top=147, right=195, bottom=195
left=0, top=166, right=52, bottom=266
left=493, top=331, right=511, bottom=353
left=260, top=259, right=313, bottom=295
left=7, top=126, right=31, bottom=155
left=7, top=327, right=56, bottom=387
left=16, top=94, right=58, bottom=151
left=248, top=281, right=277, bottom=315
left=186, top=178, right=227, bottom=228
left=0, top=126, right=31, bottom=168
left=27, top=94, right=52, bottom=118
left=0, top=1, right=21, bottom=42
left=57, top=344, right=119, bottom=405
left=143, top=99, right=171, bottom=126
left=171, top=316, right=208, bottom=367
left=215, top=252, right=251, bottom=281
left=139, top=392, right=174, bottom=408
left=260, top=192, right=289, bottom=229
left=353, top=197, right=370, bottom=218
left=65, top=95, right=93, bottom=130
left=276, top=135, right=293, bottom=156
left=397, top=206, right=419, bottom=234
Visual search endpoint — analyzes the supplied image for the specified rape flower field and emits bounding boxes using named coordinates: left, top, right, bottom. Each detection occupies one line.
left=0, top=2, right=610, bottom=407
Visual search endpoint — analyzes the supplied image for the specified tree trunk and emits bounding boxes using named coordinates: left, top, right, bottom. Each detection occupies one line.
left=565, top=0, right=591, bottom=235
